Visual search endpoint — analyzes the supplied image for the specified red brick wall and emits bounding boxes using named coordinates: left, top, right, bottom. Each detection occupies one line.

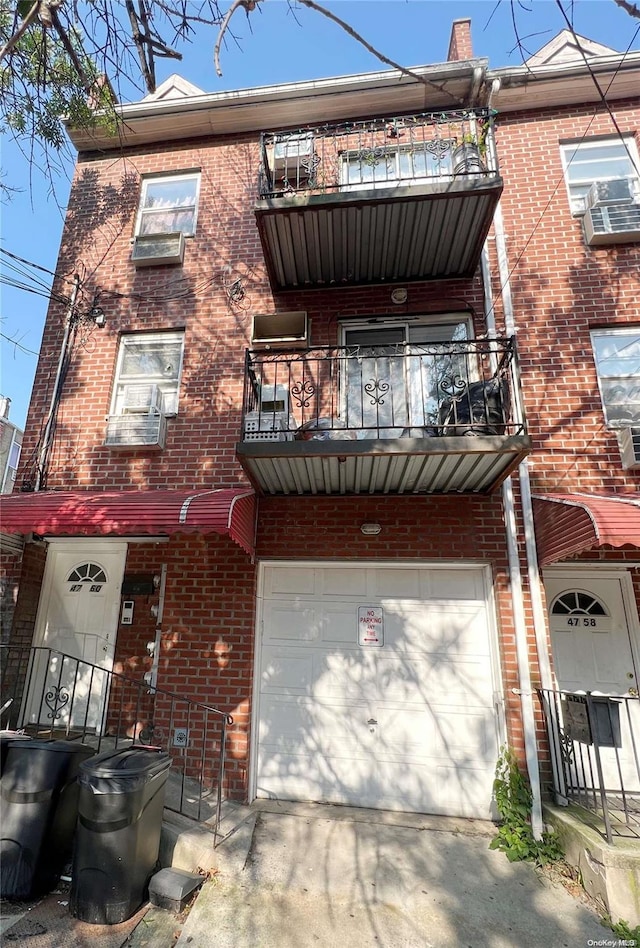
left=17, top=132, right=488, bottom=494
left=491, top=100, right=640, bottom=495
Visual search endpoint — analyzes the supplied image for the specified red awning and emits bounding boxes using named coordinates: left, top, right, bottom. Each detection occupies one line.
left=0, top=488, right=256, bottom=555
left=532, top=492, right=640, bottom=565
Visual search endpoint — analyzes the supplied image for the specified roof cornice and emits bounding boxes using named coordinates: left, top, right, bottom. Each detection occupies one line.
left=67, top=48, right=640, bottom=153
left=67, top=59, right=488, bottom=152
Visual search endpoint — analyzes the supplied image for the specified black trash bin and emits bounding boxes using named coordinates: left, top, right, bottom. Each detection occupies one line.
left=70, top=746, right=171, bottom=925
left=0, top=739, right=95, bottom=899
left=0, top=731, right=31, bottom=776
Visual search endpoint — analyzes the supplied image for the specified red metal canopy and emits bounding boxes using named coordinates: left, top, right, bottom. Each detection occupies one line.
left=532, top=492, right=640, bottom=566
left=0, top=488, right=256, bottom=555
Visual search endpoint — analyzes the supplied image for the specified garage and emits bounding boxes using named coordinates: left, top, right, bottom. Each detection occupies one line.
left=254, top=563, right=502, bottom=819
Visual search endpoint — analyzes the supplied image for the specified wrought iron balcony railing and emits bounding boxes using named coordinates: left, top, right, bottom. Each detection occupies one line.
left=258, top=108, right=497, bottom=198
left=241, top=337, right=525, bottom=444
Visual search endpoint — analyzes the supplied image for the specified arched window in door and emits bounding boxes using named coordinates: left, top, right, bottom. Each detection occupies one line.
left=67, top=562, right=108, bottom=593
left=550, top=590, right=608, bottom=617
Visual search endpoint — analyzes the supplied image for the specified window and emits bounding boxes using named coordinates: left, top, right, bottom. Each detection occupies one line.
left=341, top=317, right=472, bottom=433
left=591, top=328, right=640, bottom=427
left=111, top=332, right=185, bottom=417
left=560, top=137, right=640, bottom=215
left=136, top=173, right=200, bottom=236
left=341, top=143, right=453, bottom=190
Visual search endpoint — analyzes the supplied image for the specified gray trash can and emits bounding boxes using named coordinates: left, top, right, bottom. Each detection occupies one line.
left=70, top=746, right=171, bottom=924
left=0, top=739, right=95, bottom=899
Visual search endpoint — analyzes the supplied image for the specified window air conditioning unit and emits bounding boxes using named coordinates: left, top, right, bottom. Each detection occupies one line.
left=583, top=204, right=640, bottom=246
left=105, top=413, right=167, bottom=449
left=121, top=384, right=164, bottom=415
left=131, top=232, right=185, bottom=267
left=618, top=427, right=640, bottom=470
left=586, top=177, right=636, bottom=209
left=251, top=312, right=309, bottom=350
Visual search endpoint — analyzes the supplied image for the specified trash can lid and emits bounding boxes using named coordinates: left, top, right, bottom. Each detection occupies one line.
left=80, top=747, right=171, bottom=779
left=8, top=738, right=95, bottom=755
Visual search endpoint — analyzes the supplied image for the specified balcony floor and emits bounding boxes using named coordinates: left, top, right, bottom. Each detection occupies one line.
left=236, top=433, right=530, bottom=495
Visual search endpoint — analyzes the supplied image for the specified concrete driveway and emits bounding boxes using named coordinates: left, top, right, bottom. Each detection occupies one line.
left=175, top=800, right=608, bottom=948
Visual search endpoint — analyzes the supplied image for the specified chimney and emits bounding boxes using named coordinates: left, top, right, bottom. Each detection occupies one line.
left=0, top=396, right=10, bottom=420
left=447, top=18, right=473, bottom=61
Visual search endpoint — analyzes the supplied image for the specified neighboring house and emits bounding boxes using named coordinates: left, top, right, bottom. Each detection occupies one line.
left=0, top=398, right=23, bottom=495
left=1, top=20, right=639, bottom=837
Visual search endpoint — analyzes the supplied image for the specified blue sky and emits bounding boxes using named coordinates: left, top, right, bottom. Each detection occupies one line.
left=2, top=0, right=639, bottom=429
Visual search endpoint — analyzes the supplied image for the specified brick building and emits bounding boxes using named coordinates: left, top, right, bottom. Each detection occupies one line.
left=1, top=20, right=639, bottom=834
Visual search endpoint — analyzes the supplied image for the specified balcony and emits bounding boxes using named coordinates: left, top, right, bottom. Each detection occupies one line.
left=236, top=338, right=530, bottom=495
left=255, top=109, right=503, bottom=291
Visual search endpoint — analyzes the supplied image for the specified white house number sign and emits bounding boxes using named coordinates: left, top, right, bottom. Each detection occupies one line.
left=358, top=606, right=384, bottom=647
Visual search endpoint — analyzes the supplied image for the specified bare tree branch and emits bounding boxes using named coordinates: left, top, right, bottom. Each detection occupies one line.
left=214, top=0, right=257, bottom=77
left=613, top=0, right=640, bottom=18
left=294, top=0, right=464, bottom=102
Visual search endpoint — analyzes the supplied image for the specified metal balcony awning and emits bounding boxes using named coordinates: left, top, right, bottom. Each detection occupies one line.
left=0, top=488, right=256, bottom=555
left=255, top=176, right=503, bottom=290
left=532, top=492, right=640, bottom=565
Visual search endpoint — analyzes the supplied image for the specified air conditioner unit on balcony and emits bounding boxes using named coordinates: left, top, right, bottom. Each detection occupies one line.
left=120, top=384, right=164, bottom=415
left=618, top=427, right=640, bottom=470
left=131, top=232, right=185, bottom=267
left=272, top=133, right=314, bottom=170
left=586, top=177, right=636, bottom=209
left=105, top=413, right=167, bottom=449
left=251, top=312, right=309, bottom=349
left=583, top=204, right=640, bottom=246
left=243, top=411, right=291, bottom=442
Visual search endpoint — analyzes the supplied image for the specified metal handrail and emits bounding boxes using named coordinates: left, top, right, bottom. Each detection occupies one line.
left=1, top=645, right=233, bottom=841
left=538, top=688, right=640, bottom=844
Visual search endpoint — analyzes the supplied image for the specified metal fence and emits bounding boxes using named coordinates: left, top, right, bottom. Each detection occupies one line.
left=242, top=337, right=525, bottom=443
left=538, top=688, right=640, bottom=843
left=258, top=108, right=498, bottom=197
left=1, top=645, right=233, bottom=838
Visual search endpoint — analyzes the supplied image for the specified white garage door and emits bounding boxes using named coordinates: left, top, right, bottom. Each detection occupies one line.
left=255, top=564, right=501, bottom=819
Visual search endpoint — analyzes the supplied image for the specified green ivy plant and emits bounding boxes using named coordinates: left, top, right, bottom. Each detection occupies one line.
left=490, top=745, right=563, bottom=865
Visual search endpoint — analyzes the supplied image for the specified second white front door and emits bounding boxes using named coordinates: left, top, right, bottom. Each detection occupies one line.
left=24, top=541, right=127, bottom=731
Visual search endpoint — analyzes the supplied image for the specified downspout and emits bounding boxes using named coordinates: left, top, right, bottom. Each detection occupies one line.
left=35, top=275, right=81, bottom=492
left=481, top=105, right=546, bottom=833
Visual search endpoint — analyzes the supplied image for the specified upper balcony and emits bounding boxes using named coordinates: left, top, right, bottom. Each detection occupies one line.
left=236, top=338, right=530, bottom=496
left=255, top=108, right=503, bottom=291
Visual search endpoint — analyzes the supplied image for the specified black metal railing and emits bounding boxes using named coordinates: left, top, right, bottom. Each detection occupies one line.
left=242, top=338, right=525, bottom=443
left=539, top=688, right=640, bottom=843
left=258, top=108, right=498, bottom=198
left=1, top=646, right=233, bottom=840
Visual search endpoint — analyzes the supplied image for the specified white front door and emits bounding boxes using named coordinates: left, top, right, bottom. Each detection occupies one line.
left=255, top=563, right=501, bottom=819
left=24, top=542, right=127, bottom=732
left=546, top=574, right=638, bottom=694
left=545, top=571, right=640, bottom=790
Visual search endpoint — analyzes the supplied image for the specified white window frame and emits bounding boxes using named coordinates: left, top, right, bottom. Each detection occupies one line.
left=110, top=331, right=185, bottom=417
left=591, top=327, right=640, bottom=428
left=560, top=136, right=640, bottom=216
left=135, top=172, right=201, bottom=237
